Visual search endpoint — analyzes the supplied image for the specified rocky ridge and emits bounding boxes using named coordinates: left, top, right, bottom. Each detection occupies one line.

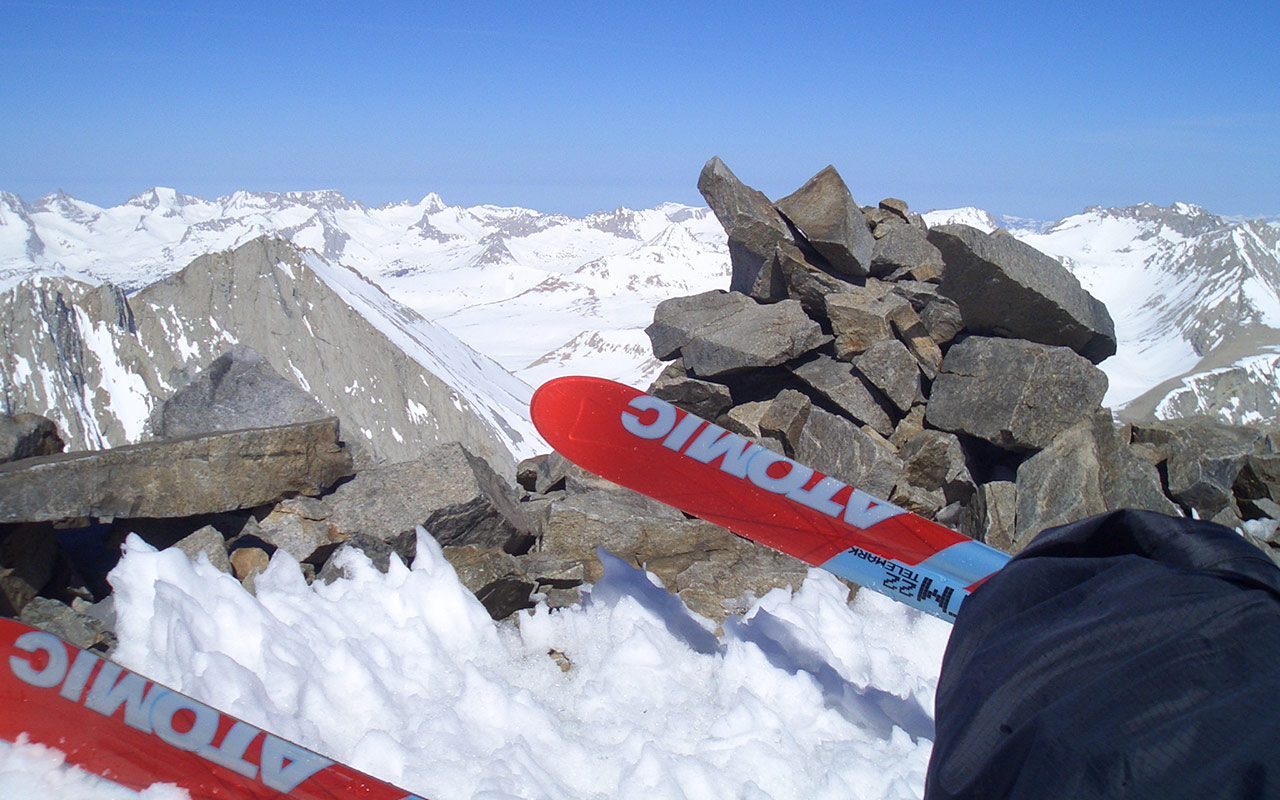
left=1, top=237, right=540, bottom=474
left=642, top=158, right=1280, bottom=556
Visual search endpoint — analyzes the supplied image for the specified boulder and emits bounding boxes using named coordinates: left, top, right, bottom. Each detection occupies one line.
left=650, top=362, right=734, bottom=420
left=254, top=497, right=343, bottom=562
left=824, top=290, right=897, bottom=360
left=963, top=481, right=1018, bottom=551
left=774, top=165, right=874, bottom=279
left=647, top=292, right=827, bottom=378
left=920, top=296, right=966, bottom=346
left=517, top=452, right=576, bottom=496
left=0, top=414, right=64, bottom=464
left=19, top=597, right=112, bottom=651
left=1233, top=450, right=1280, bottom=504
left=879, top=198, right=914, bottom=224
left=897, top=430, right=976, bottom=507
left=697, top=157, right=794, bottom=301
left=148, top=346, right=330, bottom=440
left=323, top=442, right=534, bottom=552
left=884, top=298, right=943, bottom=379
left=929, top=224, right=1117, bottom=363
left=173, top=524, right=233, bottom=574
left=870, top=225, right=944, bottom=282
left=926, top=337, right=1108, bottom=453
left=775, top=247, right=861, bottom=318
left=0, top=418, right=353, bottom=523
left=718, top=401, right=776, bottom=448
left=442, top=545, right=535, bottom=619
left=758, top=389, right=813, bottom=457
left=1131, top=418, right=1269, bottom=519
left=791, top=355, right=895, bottom=437
left=537, top=486, right=809, bottom=621
left=792, top=406, right=903, bottom=500
left=1015, top=411, right=1180, bottom=549
left=854, top=339, right=922, bottom=414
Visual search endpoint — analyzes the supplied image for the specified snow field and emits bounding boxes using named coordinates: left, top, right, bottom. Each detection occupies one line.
left=3, top=530, right=951, bottom=799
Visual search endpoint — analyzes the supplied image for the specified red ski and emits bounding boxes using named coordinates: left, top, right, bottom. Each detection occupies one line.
left=530, top=376, right=1010, bottom=620
left=0, top=617, right=425, bottom=799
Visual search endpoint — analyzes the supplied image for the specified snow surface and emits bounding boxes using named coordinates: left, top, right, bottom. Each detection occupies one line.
left=2, top=532, right=951, bottom=799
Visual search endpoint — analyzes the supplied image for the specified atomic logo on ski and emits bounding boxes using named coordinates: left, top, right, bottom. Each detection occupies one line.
left=0, top=617, right=426, bottom=799
left=531, top=376, right=1011, bottom=620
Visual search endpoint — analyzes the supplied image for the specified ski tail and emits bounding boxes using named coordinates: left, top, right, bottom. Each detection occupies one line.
left=0, top=617, right=426, bottom=799
left=530, top=376, right=1010, bottom=621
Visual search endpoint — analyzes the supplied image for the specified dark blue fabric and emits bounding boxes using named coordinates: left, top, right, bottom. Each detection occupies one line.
left=925, top=510, right=1280, bottom=799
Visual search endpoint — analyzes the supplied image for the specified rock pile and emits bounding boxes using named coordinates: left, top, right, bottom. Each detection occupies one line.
left=644, top=157, right=1280, bottom=557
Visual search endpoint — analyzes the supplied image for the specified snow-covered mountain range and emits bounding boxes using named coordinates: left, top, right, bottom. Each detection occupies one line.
left=0, top=189, right=729, bottom=391
left=925, top=203, right=1280, bottom=423
left=4, top=187, right=1279, bottom=441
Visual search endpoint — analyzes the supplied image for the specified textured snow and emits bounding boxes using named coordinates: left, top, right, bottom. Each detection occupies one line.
left=3, top=532, right=953, bottom=799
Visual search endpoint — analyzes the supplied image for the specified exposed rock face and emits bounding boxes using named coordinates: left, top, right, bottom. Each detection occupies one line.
left=1, top=237, right=536, bottom=479
left=926, top=337, right=1109, bottom=453
left=0, top=418, right=352, bottom=523
left=929, top=224, right=1117, bottom=363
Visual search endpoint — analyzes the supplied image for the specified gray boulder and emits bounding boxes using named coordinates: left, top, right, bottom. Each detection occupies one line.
left=323, top=442, right=534, bottom=552
left=897, top=430, right=976, bottom=507
left=19, top=597, right=112, bottom=651
left=758, top=389, right=813, bottom=457
left=792, top=405, right=903, bottom=500
left=148, top=346, right=330, bottom=440
left=775, top=247, right=861, bottom=318
left=927, top=336, right=1108, bottom=453
left=962, top=481, right=1018, bottom=551
left=647, top=291, right=827, bottom=378
left=0, top=418, right=353, bottom=523
left=885, top=299, right=943, bottom=379
left=174, top=524, right=233, bottom=574
left=1016, top=410, right=1181, bottom=549
left=824, top=289, right=897, bottom=360
left=929, top=224, right=1117, bottom=363
left=920, top=296, right=966, bottom=346
left=870, top=225, right=944, bottom=282
left=774, top=165, right=874, bottom=279
left=0, top=414, right=64, bottom=464
left=650, top=361, right=734, bottom=420
left=1131, top=418, right=1270, bottom=519
left=697, top=157, right=794, bottom=301
left=854, top=339, right=922, bottom=414
left=791, top=355, right=895, bottom=437
left=538, top=486, right=808, bottom=622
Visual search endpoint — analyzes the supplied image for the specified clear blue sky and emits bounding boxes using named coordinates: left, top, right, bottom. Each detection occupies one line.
left=2, top=1, right=1276, bottom=220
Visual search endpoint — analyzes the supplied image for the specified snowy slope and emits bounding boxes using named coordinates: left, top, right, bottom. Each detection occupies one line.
left=2, top=534, right=951, bottom=800
left=0, top=189, right=729, bottom=390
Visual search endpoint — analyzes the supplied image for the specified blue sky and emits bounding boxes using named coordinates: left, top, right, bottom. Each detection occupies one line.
left=2, top=1, right=1276, bottom=220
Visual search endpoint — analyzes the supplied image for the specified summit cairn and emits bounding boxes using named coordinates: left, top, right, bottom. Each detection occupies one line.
left=641, top=157, right=1218, bottom=555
